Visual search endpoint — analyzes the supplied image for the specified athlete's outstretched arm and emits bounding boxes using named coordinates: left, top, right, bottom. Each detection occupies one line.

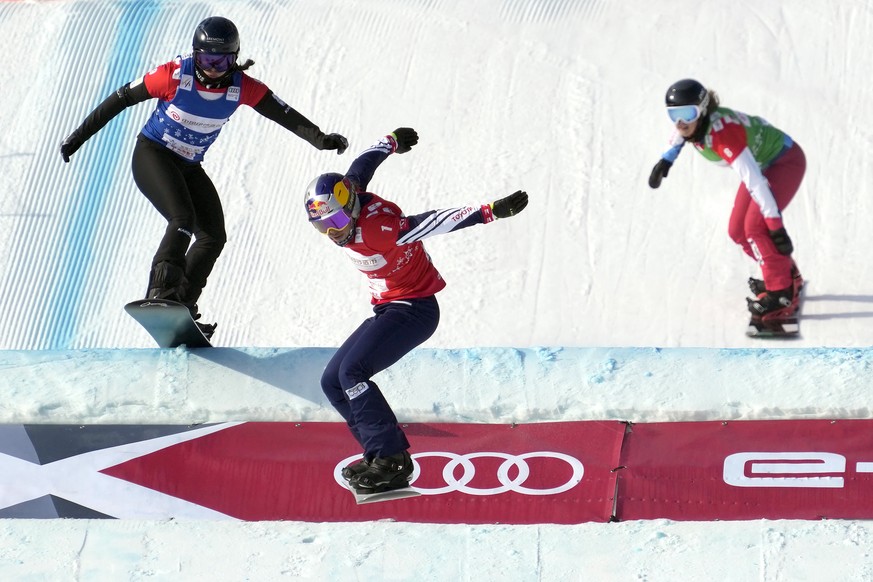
left=60, top=80, right=151, bottom=162
left=253, top=91, right=347, bottom=154
left=396, top=190, right=528, bottom=245
left=345, top=128, right=419, bottom=192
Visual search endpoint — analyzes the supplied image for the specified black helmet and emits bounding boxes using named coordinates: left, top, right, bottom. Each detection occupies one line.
left=665, top=78, right=710, bottom=111
left=193, top=17, right=240, bottom=54
left=192, top=17, right=239, bottom=88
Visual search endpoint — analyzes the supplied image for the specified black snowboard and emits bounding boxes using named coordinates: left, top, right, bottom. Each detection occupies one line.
left=746, top=314, right=800, bottom=338
left=124, top=299, right=212, bottom=348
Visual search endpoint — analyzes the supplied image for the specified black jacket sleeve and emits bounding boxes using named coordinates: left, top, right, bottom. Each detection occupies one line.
left=71, top=81, right=152, bottom=142
left=252, top=90, right=333, bottom=149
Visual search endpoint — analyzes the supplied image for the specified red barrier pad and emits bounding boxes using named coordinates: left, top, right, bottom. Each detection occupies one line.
left=616, top=419, right=873, bottom=521
left=97, top=421, right=624, bottom=523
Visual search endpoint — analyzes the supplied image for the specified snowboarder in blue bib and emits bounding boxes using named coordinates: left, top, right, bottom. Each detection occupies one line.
left=60, top=17, right=347, bottom=338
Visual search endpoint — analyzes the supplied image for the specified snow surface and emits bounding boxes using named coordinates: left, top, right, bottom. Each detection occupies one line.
left=2, top=0, right=873, bottom=580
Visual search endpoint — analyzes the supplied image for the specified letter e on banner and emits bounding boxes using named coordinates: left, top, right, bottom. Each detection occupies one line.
left=723, top=452, right=846, bottom=488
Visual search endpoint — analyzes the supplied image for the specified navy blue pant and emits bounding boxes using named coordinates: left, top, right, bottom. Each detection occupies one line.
left=321, top=296, right=440, bottom=458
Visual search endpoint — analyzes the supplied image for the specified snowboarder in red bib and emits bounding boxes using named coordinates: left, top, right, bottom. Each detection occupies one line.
left=60, top=17, right=347, bottom=338
left=305, top=128, right=528, bottom=494
left=648, top=79, right=805, bottom=324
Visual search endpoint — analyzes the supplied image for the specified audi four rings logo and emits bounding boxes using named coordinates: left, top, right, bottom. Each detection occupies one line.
left=334, top=451, right=584, bottom=495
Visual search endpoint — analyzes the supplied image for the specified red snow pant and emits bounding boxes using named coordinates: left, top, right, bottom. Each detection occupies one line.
left=727, top=143, right=806, bottom=291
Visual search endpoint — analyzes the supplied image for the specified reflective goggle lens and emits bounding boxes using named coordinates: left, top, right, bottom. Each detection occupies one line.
left=333, top=179, right=353, bottom=206
left=195, top=52, right=237, bottom=72
left=310, top=210, right=352, bottom=234
left=667, top=105, right=702, bottom=124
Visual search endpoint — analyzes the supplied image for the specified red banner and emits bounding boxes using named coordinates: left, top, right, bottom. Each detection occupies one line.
left=616, top=420, right=873, bottom=521
left=9, top=419, right=873, bottom=522
left=100, top=421, right=624, bottom=524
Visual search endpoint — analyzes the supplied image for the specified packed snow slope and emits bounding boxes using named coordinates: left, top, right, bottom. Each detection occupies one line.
left=2, top=0, right=873, bottom=581
left=1, top=0, right=872, bottom=350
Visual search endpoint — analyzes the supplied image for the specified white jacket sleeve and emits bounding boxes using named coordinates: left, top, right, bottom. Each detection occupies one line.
left=730, top=147, right=780, bottom=219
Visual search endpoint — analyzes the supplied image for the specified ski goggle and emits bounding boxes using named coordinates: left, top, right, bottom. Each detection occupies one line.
left=306, top=177, right=356, bottom=234
left=667, top=105, right=702, bottom=124
left=194, top=52, right=237, bottom=72
left=310, top=210, right=352, bottom=235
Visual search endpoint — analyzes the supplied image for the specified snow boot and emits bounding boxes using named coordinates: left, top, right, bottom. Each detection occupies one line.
left=341, top=457, right=372, bottom=482
left=748, top=266, right=804, bottom=308
left=349, top=450, right=413, bottom=493
left=146, top=261, right=188, bottom=302
left=748, top=277, right=767, bottom=296
left=790, top=266, right=804, bottom=302
left=195, top=321, right=217, bottom=340
left=747, top=287, right=795, bottom=321
left=180, top=300, right=216, bottom=339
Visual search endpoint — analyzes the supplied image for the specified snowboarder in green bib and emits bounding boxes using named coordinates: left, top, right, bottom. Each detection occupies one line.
left=648, top=79, right=805, bottom=323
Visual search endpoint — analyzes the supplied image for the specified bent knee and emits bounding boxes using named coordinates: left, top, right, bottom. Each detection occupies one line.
left=727, top=226, right=746, bottom=246
left=196, top=229, right=227, bottom=248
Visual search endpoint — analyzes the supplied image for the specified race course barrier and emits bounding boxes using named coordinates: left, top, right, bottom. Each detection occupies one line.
left=3, top=419, right=873, bottom=523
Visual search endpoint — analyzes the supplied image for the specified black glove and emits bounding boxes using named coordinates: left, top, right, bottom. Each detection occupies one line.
left=769, top=227, right=794, bottom=255
left=491, top=190, right=528, bottom=219
left=60, top=132, right=84, bottom=163
left=648, top=158, right=672, bottom=189
left=391, top=127, right=418, bottom=154
left=322, top=133, right=348, bottom=155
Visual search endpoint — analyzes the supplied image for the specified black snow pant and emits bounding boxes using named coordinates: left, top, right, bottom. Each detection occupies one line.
left=131, top=134, right=227, bottom=305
